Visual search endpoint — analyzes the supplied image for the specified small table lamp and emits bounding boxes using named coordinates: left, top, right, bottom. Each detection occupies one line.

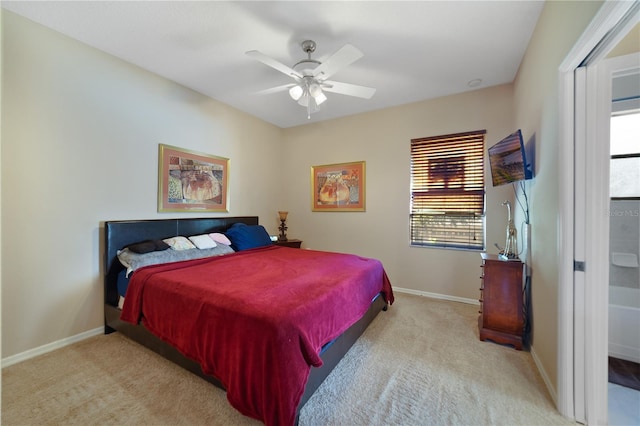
left=278, top=211, right=288, bottom=241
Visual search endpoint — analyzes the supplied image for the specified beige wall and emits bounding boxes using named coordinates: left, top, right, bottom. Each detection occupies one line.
left=1, top=11, right=283, bottom=358
left=282, top=86, right=515, bottom=299
left=512, top=0, right=603, bottom=394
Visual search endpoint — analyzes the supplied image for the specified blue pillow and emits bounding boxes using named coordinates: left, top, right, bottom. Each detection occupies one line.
left=225, top=223, right=273, bottom=251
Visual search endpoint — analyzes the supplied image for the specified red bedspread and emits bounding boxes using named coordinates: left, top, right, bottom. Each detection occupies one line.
left=120, top=245, right=393, bottom=425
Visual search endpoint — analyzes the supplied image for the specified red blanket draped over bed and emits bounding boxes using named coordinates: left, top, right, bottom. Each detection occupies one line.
left=120, top=245, right=393, bottom=426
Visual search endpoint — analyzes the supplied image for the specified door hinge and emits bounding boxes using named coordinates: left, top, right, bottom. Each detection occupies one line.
left=574, top=260, right=586, bottom=272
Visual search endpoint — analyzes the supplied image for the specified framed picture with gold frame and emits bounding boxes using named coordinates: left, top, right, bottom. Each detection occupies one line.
left=311, top=161, right=365, bottom=212
left=158, top=144, right=229, bottom=212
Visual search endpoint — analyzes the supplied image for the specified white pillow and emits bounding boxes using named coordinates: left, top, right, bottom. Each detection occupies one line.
left=163, top=236, right=196, bottom=251
left=189, top=234, right=217, bottom=249
left=209, top=232, right=232, bottom=245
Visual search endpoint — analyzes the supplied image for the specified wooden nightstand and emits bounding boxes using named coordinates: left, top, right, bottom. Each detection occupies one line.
left=274, top=239, right=302, bottom=248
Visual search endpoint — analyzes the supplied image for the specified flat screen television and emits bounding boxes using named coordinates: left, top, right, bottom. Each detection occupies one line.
left=488, top=129, right=533, bottom=186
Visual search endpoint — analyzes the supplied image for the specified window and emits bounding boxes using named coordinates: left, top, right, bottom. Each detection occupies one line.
left=610, top=111, right=640, bottom=199
left=410, top=130, right=486, bottom=250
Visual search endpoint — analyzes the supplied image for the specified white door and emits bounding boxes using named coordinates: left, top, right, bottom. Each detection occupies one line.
left=557, top=2, right=640, bottom=423
left=576, top=52, right=640, bottom=426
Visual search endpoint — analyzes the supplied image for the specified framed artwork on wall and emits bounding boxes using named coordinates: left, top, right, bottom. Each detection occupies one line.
left=158, top=144, right=229, bottom=212
left=311, top=161, right=365, bottom=212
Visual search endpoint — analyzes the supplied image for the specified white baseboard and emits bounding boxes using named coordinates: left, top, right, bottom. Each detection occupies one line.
left=393, top=287, right=479, bottom=305
left=1, top=327, right=104, bottom=368
left=530, top=345, right=557, bottom=406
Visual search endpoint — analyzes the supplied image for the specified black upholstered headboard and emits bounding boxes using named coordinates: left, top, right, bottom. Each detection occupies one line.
left=104, top=216, right=259, bottom=306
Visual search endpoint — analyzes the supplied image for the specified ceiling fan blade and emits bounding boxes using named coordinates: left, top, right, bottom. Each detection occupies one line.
left=322, top=80, right=376, bottom=99
left=255, top=83, right=296, bottom=96
left=313, top=44, right=363, bottom=80
left=246, top=50, right=302, bottom=79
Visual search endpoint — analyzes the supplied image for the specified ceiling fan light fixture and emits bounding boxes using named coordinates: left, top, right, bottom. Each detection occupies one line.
left=309, top=82, right=321, bottom=97
left=297, top=85, right=326, bottom=108
left=314, top=91, right=327, bottom=105
left=289, top=85, right=303, bottom=101
left=297, top=86, right=311, bottom=106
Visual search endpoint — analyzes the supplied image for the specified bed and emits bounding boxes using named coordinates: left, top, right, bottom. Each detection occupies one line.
left=103, top=216, right=393, bottom=425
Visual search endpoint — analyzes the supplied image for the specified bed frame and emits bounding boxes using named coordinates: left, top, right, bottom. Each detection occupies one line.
left=103, top=216, right=387, bottom=421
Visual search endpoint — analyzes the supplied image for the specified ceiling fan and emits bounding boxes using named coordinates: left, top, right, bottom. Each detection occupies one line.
left=246, top=40, right=376, bottom=119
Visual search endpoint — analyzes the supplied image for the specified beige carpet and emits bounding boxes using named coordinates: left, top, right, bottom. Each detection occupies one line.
left=2, top=293, right=573, bottom=425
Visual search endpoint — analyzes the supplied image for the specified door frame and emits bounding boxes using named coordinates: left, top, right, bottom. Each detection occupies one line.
left=557, top=2, right=640, bottom=423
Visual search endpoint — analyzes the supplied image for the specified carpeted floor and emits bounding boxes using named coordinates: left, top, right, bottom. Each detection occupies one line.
left=2, top=293, right=573, bottom=425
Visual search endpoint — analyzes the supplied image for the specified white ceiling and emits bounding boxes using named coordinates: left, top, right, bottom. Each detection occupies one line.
left=2, top=1, right=545, bottom=128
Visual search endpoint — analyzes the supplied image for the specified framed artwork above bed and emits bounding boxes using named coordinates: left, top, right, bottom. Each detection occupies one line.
left=158, top=144, right=229, bottom=212
left=311, top=161, right=365, bottom=212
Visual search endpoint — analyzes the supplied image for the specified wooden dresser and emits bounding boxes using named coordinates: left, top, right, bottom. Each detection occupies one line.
left=478, top=253, right=524, bottom=350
